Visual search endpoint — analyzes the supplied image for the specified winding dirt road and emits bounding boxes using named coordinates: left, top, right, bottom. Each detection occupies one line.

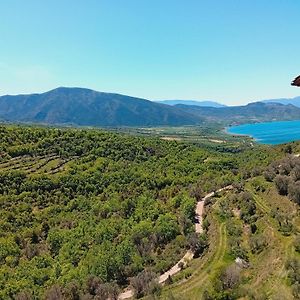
left=118, top=185, right=233, bottom=300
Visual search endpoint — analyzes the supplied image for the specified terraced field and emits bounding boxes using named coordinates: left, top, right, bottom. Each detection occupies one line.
left=0, top=154, right=76, bottom=175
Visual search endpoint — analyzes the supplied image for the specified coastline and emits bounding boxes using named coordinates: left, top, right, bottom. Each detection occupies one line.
left=223, top=119, right=300, bottom=145
left=222, top=125, right=256, bottom=140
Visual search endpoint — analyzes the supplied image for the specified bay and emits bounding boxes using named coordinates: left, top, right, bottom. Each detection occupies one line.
left=226, top=120, right=300, bottom=145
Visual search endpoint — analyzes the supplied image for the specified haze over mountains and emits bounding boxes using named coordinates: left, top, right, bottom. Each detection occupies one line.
left=176, top=102, right=300, bottom=124
left=0, top=87, right=300, bottom=127
left=156, top=100, right=226, bottom=107
left=261, top=96, right=300, bottom=107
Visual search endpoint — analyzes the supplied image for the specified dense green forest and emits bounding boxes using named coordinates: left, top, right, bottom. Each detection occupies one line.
left=0, top=125, right=280, bottom=299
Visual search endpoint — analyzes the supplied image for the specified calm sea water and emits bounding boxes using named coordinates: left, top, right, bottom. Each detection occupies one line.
left=227, top=120, right=300, bottom=145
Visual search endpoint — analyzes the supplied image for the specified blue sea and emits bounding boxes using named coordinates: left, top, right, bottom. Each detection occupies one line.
left=226, top=120, right=300, bottom=145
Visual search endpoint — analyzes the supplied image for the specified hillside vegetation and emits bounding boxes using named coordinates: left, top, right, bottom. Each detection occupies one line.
left=161, top=146, right=300, bottom=300
left=0, top=125, right=278, bottom=299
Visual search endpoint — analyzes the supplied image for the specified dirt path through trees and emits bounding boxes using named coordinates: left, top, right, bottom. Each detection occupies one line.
left=118, top=185, right=233, bottom=299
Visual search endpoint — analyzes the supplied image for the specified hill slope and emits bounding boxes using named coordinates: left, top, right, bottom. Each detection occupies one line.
left=0, top=87, right=201, bottom=127
left=2, top=124, right=300, bottom=299
left=0, top=124, right=275, bottom=299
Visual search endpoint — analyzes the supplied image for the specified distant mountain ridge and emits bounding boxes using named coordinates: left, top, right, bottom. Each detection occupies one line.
left=156, top=100, right=226, bottom=107
left=0, top=87, right=202, bottom=126
left=175, top=102, right=300, bottom=124
left=261, top=96, right=300, bottom=107
left=0, top=87, right=300, bottom=127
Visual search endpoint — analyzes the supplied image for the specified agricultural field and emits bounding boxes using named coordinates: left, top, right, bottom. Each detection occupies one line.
left=114, top=125, right=252, bottom=149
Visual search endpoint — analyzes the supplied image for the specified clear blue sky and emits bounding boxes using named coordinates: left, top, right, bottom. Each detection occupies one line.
left=1, top=0, right=299, bottom=105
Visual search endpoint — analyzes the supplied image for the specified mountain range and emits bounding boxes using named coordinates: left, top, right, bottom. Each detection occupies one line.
left=176, top=102, right=300, bottom=124
left=261, top=96, right=300, bottom=107
left=156, top=100, right=226, bottom=107
left=0, top=87, right=300, bottom=127
left=0, top=87, right=201, bottom=126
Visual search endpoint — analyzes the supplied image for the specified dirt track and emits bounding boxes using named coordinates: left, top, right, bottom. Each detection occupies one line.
left=118, top=185, right=233, bottom=299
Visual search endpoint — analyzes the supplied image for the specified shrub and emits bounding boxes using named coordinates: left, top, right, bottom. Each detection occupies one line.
left=292, top=282, right=300, bottom=299
left=15, top=291, right=32, bottom=300
left=286, top=257, right=300, bottom=284
left=289, top=182, right=300, bottom=204
left=227, top=221, right=242, bottom=237
left=250, top=234, right=267, bottom=254
left=295, top=235, right=300, bottom=253
left=274, top=175, right=290, bottom=195
left=292, top=165, right=300, bottom=182
left=219, top=264, right=241, bottom=290
left=44, top=285, right=63, bottom=300
left=250, top=223, right=257, bottom=234
left=187, top=232, right=208, bottom=257
left=263, top=168, right=276, bottom=182
left=130, top=270, right=157, bottom=298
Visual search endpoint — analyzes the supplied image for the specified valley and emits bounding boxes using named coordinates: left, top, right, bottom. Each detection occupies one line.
left=2, top=1, right=300, bottom=299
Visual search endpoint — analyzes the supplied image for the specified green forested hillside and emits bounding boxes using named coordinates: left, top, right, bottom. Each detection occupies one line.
left=0, top=125, right=278, bottom=299
left=0, top=87, right=201, bottom=126
left=162, top=147, right=300, bottom=300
